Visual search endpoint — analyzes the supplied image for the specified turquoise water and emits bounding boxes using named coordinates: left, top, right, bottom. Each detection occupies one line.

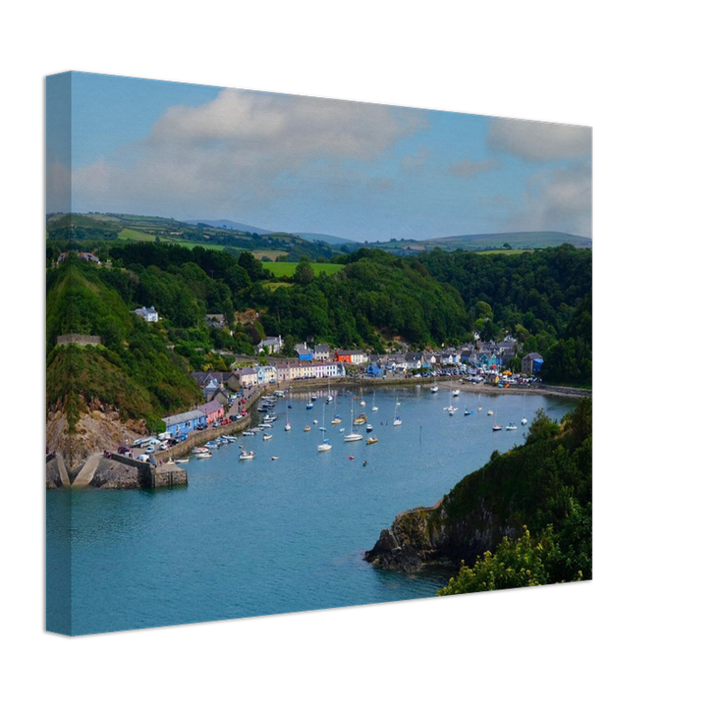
left=46, top=386, right=576, bottom=635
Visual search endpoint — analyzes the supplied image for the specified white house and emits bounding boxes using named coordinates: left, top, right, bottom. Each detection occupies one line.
left=255, top=365, right=278, bottom=385
left=313, top=344, right=330, bottom=361
left=134, top=306, right=158, bottom=322
left=236, top=367, right=259, bottom=387
left=256, top=336, right=283, bottom=354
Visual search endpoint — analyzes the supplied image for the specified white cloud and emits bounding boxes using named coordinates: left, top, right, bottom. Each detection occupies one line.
left=71, top=89, right=427, bottom=218
left=506, top=161, right=592, bottom=237
left=488, top=118, right=591, bottom=162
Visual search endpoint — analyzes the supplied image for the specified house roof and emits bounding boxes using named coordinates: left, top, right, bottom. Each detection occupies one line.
left=314, top=344, right=330, bottom=352
left=162, top=409, right=206, bottom=426
left=523, top=352, right=543, bottom=360
left=199, top=400, right=224, bottom=415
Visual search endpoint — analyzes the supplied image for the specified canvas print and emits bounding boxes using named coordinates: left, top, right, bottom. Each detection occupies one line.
left=46, top=72, right=592, bottom=636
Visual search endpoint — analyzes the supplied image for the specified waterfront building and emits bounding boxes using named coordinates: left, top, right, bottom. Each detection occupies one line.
left=198, top=400, right=225, bottom=425
left=162, top=409, right=206, bottom=436
left=522, top=352, right=544, bottom=375
left=255, top=365, right=278, bottom=385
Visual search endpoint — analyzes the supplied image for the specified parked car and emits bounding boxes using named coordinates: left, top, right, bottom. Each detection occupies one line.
left=196, top=424, right=208, bottom=431
left=117, top=446, right=131, bottom=455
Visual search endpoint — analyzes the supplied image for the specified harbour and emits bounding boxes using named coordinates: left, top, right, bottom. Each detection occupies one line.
left=46, top=385, right=576, bottom=635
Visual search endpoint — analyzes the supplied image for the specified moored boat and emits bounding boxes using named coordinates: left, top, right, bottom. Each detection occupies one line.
left=366, top=437, right=378, bottom=445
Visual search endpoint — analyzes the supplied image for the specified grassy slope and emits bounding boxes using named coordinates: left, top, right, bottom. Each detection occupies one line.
left=262, top=262, right=346, bottom=277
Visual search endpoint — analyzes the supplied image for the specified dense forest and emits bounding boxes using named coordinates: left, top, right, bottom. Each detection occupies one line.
left=46, top=239, right=592, bottom=432
left=416, top=245, right=592, bottom=382
left=437, top=399, right=592, bottom=593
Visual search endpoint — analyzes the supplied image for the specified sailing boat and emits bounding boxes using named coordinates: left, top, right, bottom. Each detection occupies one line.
left=318, top=404, right=332, bottom=452
left=326, top=380, right=333, bottom=403
left=331, top=398, right=342, bottom=425
left=284, top=408, right=291, bottom=431
left=359, top=386, right=366, bottom=407
left=393, top=395, right=402, bottom=426
left=521, top=394, right=528, bottom=425
left=492, top=405, right=502, bottom=431
left=371, top=390, right=378, bottom=412
left=344, top=398, right=363, bottom=441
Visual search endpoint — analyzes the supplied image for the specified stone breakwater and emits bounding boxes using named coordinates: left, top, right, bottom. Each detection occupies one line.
left=46, top=451, right=187, bottom=490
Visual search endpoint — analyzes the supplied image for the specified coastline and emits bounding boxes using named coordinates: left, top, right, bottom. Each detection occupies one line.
left=48, top=373, right=590, bottom=478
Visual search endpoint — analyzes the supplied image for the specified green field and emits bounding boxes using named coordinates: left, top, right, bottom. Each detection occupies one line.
left=262, top=262, right=345, bottom=277
left=473, top=249, right=528, bottom=256
left=118, top=228, right=237, bottom=252
left=118, top=228, right=156, bottom=242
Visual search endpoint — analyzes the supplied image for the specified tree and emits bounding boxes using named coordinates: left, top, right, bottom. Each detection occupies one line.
left=294, top=260, right=314, bottom=285
left=437, top=527, right=557, bottom=595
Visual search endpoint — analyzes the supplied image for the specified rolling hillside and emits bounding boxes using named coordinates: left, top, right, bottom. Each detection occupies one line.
left=48, top=213, right=591, bottom=258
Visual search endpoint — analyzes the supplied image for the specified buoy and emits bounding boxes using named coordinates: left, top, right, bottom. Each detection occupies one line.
left=348, top=456, right=354, bottom=460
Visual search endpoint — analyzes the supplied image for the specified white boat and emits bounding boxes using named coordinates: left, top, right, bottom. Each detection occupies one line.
left=430, top=385, right=439, bottom=393
left=304, top=425, right=311, bottom=432
left=487, top=410, right=494, bottom=416
left=222, top=435, right=237, bottom=442
left=238, top=450, right=255, bottom=460
left=174, top=458, right=189, bottom=464
left=318, top=405, right=332, bottom=451
left=263, top=434, right=272, bottom=441
left=285, top=409, right=291, bottom=431
left=306, top=402, right=314, bottom=410
left=366, top=423, right=373, bottom=432
left=192, top=446, right=209, bottom=454
left=448, top=407, right=456, bottom=416
left=506, top=423, right=518, bottom=430
left=492, top=424, right=502, bottom=432
left=478, top=407, right=483, bottom=412
left=313, top=419, right=319, bottom=425
left=331, top=417, right=342, bottom=425
left=452, top=389, right=460, bottom=397
left=258, top=423, right=273, bottom=429
left=270, top=456, right=279, bottom=461
left=242, top=430, right=255, bottom=436
left=521, top=418, right=528, bottom=426
left=371, top=391, right=378, bottom=412
left=393, top=394, right=402, bottom=426
left=345, top=398, right=363, bottom=440
left=196, top=452, right=213, bottom=458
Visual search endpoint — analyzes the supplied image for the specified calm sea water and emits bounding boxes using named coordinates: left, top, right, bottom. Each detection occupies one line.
left=46, top=385, right=576, bottom=635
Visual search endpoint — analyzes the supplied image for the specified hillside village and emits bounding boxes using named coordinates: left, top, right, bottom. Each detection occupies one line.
left=157, top=331, right=545, bottom=441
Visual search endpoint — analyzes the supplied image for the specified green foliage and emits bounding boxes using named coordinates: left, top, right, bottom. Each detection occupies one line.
left=46, top=257, right=202, bottom=428
left=294, top=259, right=315, bottom=284
left=417, top=245, right=591, bottom=359
left=438, top=527, right=557, bottom=594
left=542, top=292, right=592, bottom=385
left=47, top=214, right=121, bottom=240
left=259, top=248, right=469, bottom=348
left=434, top=400, right=592, bottom=594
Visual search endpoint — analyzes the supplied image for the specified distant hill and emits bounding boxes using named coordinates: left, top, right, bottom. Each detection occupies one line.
left=52, top=213, right=590, bottom=257
left=427, top=231, right=592, bottom=250
left=186, top=219, right=273, bottom=235
left=296, top=232, right=356, bottom=246
left=353, top=230, right=592, bottom=255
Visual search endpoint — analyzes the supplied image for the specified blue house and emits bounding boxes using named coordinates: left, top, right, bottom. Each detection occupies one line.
left=162, top=409, right=206, bottom=436
left=522, top=352, right=544, bottom=375
left=366, top=362, right=384, bottom=377
left=295, top=343, right=314, bottom=361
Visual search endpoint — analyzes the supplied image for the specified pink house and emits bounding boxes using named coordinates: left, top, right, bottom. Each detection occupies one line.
left=198, top=400, right=224, bottom=425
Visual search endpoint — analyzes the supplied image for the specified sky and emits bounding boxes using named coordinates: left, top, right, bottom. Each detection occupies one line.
left=46, top=72, right=592, bottom=241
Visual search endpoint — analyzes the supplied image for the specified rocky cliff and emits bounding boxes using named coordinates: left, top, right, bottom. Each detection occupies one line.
left=364, top=490, right=517, bottom=573
left=365, top=400, right=592, bottom=574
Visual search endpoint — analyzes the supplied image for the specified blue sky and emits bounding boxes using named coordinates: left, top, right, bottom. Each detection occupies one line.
left=47, top=72, right=591, bottom=241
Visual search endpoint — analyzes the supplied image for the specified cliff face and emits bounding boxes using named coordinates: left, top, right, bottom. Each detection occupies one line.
left=364, top=494, right=517, bottom=573
left=365, top=400, right=592, bottom=574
